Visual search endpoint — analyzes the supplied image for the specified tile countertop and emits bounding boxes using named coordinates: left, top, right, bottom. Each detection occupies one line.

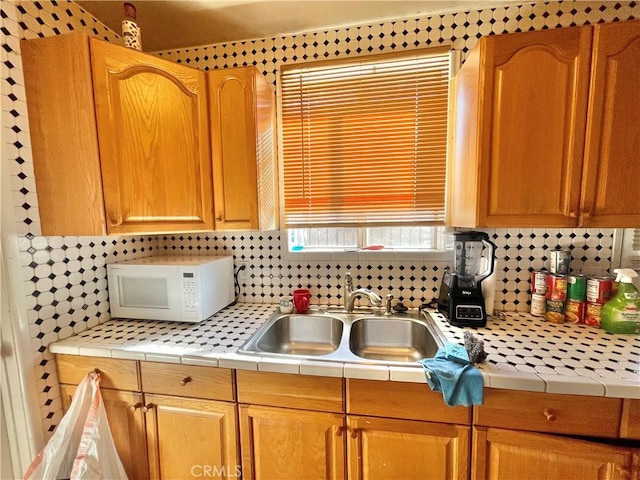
left=48, top=303, right=640, bottom=399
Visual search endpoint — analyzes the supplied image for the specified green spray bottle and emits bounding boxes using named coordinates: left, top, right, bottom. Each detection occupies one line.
left=601, top=269, right=640, bottom=334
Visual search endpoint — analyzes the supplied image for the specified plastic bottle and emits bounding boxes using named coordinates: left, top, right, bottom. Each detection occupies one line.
left=600, top=269, right=640, bottom=334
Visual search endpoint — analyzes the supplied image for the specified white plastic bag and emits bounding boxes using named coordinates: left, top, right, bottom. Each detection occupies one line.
left=24, top=371, right=128, bottom=480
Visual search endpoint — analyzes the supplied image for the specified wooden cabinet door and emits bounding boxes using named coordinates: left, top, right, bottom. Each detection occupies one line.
left=144, top=394, right=238, bottom=480
left=347, top=416, right=469, bottom=480
left=580, top=19, right=640, bottom=227
left=60, top=385, right=149, bottom=480
left=239, top=404, right=345, bottom=480
left=449, top=27, right=592, bottom=227
left=476, top=26, right=592, bottom=227
left=90, top=38, right=213, bottom=234
left=208, top=67, right=278, bottom=231
left=472, top=427, right=637, bottom=480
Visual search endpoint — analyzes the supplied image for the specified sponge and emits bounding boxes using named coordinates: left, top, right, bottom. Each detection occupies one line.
left=444, top=342, right=470, bottom=364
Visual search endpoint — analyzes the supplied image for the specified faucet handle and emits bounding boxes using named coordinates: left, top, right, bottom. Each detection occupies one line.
left=345, top=272, right=353, bottom=285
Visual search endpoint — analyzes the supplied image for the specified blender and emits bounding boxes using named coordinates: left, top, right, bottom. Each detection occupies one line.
left=437, top=231, right=497, bottom=327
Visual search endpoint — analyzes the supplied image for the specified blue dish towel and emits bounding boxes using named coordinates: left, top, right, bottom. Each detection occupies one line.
left=420, top=347, right=484, bottom=407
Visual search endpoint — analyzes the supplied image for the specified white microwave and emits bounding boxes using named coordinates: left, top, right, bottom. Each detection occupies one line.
left=107, top=255, right=235, bottom=322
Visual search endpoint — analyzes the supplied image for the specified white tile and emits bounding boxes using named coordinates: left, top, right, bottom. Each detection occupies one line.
left=300, top=360, right=344, bottom=378
left=603, top=380, right=640, bottom=399
left=47, top=343, right=81, bottom=355
left=218, top=353, right=259, bottom=371
left=142, top=353, right=181, bottom=363
left=538, top=374, right=606, bottom=396
left=110, top=349, right=146, bottom=361
left=480, top=363, right=546, bottom=392
left=258, top=357, right=301, bottom=375
left=181, top=353, right=221, bottom=368
left=344, top=364, right=389, bottom=381
left=77, top=346, right=113, bottom=358
left=389, top=366, right=427, bottom=384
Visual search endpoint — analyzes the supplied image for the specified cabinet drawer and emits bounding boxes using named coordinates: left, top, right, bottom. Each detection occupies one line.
left=56, top=354, right=140, bottom=391
left=236, top=371, right=343, bottom=413
left=474, top=389, right=622, bottom=438
left=347, top=379, right=471, bottom=425
left=140, top=362, right=234, bottom=401
left=620, top=399, right=640, bottom=440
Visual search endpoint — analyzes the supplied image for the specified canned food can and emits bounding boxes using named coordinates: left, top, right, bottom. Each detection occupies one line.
left=545, top=299, right=565, bottom=324
left=530, top=294, right=546, bottom=317
left=531, top=271, right=547, bottom=295
left=565, top=299, right=585, bottom=324
left=567, top=274, right=587, bottom=301
left=546, top=274, right=567, bottom=301
left=549, top=249, right=571, bottom=274
left=585, top=302, right=603, bottom=327
left=586, top=277, right=613, bottom=304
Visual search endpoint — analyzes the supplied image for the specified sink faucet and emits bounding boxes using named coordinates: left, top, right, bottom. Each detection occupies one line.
left=344, top=272, right=383, bottom=312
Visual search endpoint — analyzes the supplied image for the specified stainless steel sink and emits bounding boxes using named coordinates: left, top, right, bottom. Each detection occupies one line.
left=238, top=308, right=445, bottom=365
left=241, top=313, right=344, bottom=356
left=349, top=317, right=440, bottom=362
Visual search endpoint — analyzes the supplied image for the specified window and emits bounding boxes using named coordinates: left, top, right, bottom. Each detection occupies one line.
left=280, top=48, right=452, bottom=229
left=287, top=226, right=451, bottom=252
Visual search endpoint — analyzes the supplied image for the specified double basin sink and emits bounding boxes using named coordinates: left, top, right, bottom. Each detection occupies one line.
left=238, top=308, right=445, bottom=365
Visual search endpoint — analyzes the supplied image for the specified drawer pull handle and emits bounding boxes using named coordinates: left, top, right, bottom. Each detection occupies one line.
left=351, top=429, right=359, bottom=439
left=568, top=210, right=579, bottom=218
left=142, top=403, right=155, bottom=413
left=542, top=408, right=556, bottom=422
left=129, top=402, right=143, bottom=412
left=180, top=376, right=192, bottom=386
left=336, top=426, right=344, bottom=437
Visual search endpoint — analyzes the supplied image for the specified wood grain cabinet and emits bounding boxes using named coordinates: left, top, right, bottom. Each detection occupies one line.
left=57, top=356, right=239, bottom=480
left=207, top=67, right=278, bottom=231
left=472, top=389, right=640, bottom=480
left=22, top=34, right=213, bottom=235
left=449, top=19, right=640, bottom=228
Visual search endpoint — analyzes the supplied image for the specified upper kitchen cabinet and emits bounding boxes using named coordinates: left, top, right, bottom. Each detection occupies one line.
left=449, top=19, right=640, bottom=228
left=22, top=34, right=213, bottom=235
left=207, top=67, right=278, bottom=231
left=580, top=19, right=640, bottom=228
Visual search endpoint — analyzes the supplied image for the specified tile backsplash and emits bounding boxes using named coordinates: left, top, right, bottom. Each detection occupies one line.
left=1, top=0, right=636, bottom=440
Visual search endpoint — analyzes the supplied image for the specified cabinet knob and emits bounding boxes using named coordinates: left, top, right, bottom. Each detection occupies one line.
left=336, top=426, right=344, bottom=437
left=180, top=376, right=192, bottom=386
left=542, top=408, right=556, bottom=422
left=129, top=402, right=143, bottom=412
left=568, top=210, right=579, bottom=218
left=142, top=403, right=155, bottom=413
left=350, top=428, right=359, bottom=439
left=582, top=210, right=592, bottom=218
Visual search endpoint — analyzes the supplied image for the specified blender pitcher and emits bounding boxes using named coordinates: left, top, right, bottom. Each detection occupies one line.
left=453, top=231, right=496, bottom=288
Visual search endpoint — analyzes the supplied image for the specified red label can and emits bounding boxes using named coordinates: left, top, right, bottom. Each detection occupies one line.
left=546, top=274, right=567, bottom=301
left=585, top=302, right=603, bottom=327
left=531, top=271, right=547, bottom=295
left=565, top=299, right=585, bottom=324
left=586, top=277, right=613, bottom=304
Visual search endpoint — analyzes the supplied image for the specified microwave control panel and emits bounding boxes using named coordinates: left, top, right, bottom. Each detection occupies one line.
left=182, top=272, right=197, bottom=311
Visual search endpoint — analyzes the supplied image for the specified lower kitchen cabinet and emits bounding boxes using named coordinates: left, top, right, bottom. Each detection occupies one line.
left=239, top=404, right=345, bottom=479
left=145, top=394, right=239, bottom=480
left=472, top=427, right=639, bottom=480
left=57, top=355, right=240, bottom=480
left=347, top=416, right=469, bottom=480
left=60, top=385, right=149, bottom=480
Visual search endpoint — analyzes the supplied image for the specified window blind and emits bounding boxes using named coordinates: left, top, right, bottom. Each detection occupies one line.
left=280, top=48, right=451, bottom=228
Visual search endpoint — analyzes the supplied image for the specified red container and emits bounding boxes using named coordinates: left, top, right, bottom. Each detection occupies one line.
left=585, top=302, right=603, bottom=327
left=586, top=277, right=613, bottom=304
left=565, top=299, right=585, bottom=324
left=531, top=271, right=547, bottom=295
left=546, top=274, right=567, bottom=301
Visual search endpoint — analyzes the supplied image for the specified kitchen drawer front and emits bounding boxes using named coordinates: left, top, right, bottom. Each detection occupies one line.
left=56, top=354, right=140, bottom=391
left=620, top=399, right=640, bottom=440
left=236, top=371, right=343, bottom=413
left=474, top=388, right=622, bottom=438
left=347, top=379, right=471, bottom=425
left=140, top=362, right=234, bottom=401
